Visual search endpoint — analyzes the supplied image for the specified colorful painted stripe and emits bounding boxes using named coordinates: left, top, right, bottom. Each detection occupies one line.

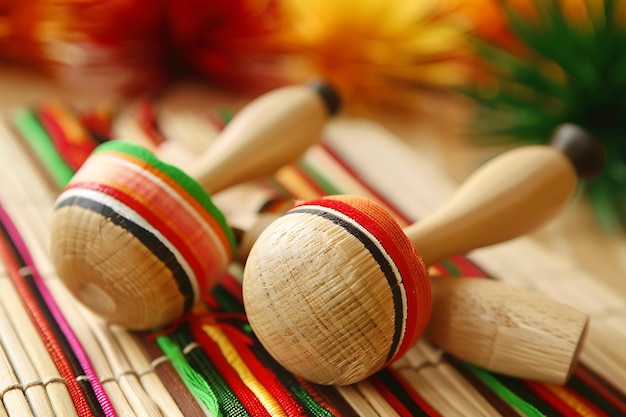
left=12, top=107, right=75, bottom=189
left=54, top=189, right=198, bottom=314
left=289, top=196, right=431, bottom=364
left=88, top=140, right=236, bottom=254
left=36, top=102, right=99, bottom=171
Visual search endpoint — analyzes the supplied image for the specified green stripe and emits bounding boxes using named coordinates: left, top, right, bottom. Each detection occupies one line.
left=212, top=283, right=335, bottom=416
left=567, top=374, right=625, bottom=416
left=492, top=374, right=556, bottom=416
left=169, top=326, right=249, bottom=417
left=440, top=259, right=461, bottom=276
left=289, top=384, right=334, bottom=417
left=156, top=335, right=222, bottom=417
left=94, top=140, right=237, bottom=253
left=298, top=160, right=342, bottom=195
left=465, top=364, right=546, bottom=417
left=12, top=108, right=75, bottom=188
left=211, top=285, right=246, bottom=315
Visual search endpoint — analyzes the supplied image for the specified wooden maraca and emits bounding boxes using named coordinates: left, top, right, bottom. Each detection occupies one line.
left=50, top=81, right=341, bottom=330
left=242, top=124, right=604, bottom=386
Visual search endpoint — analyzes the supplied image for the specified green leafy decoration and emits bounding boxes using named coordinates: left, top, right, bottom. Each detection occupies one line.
left=466, top=0, right=626, bottom=232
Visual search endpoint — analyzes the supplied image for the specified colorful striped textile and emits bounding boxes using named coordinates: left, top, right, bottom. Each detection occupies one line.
left=0, top=100, right=624, bottom=416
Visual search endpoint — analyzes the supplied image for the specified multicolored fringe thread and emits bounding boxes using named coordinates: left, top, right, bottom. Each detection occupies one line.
left=4, top=101, right=626, bottom=416
left=0, top=203, right=114, bottom=417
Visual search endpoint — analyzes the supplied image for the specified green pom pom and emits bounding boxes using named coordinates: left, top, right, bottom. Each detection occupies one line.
left=465, top=0, right=626, bottom=233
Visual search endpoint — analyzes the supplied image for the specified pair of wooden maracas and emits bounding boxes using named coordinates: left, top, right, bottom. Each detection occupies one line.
left=242, top=123, right=604, bottom=385
left=50, top=81, right=341, bottom=330
left=50, top=81, right=602, bottom=386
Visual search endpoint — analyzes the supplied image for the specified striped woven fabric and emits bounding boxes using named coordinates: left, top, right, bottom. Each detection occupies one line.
left=0, top=101, right=624, bottom=416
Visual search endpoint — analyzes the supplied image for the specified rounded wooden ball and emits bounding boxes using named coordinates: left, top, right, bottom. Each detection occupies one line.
left=242, top=195, right=432, bottom=385
left=50, top=141, right=236, bottom=330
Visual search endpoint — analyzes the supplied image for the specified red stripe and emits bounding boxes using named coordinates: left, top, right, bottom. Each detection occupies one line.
left=574, top=367, right=626, bottom=413
left=36, top=105, right=97, bottom=171
left=392, top=370, right=442, bottom=417
left=289, top=164, right=329, bottom=197
left=68, top=156, right=226, bottom=293
left=295, top=197, right=432, bottom=362
left=524, top=381, right=609, bottom=417
left=72, top=149, right=233, bottom=260
left=188, top=320, right=273, bottom=417
left=369, top=375, right=419, bottom=417
left=74, top=181, right=209, bottom=286
left=221, top=325, right=307, bottom=416
left=320, top=143, right=492, bottom=280
left=0, top=233, right=95, bottom=416
left=320, top=142, right=414, bottom=224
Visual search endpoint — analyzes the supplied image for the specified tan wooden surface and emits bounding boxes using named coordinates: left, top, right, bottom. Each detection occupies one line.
left=1, top=61, right=625, bottom=303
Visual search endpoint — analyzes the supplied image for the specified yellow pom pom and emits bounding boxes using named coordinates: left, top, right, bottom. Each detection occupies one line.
left=271, top=0, right=473, bottom=111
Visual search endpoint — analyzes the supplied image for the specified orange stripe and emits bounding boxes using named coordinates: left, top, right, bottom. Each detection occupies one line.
left=69, top=154, right=229, bottom=292
left=275, top=165, right=324, bottom=201
left=574, top=368, right=626, bottom=414
left=545, top=384, right=610, bottom=417
left=72, top=150, right=232, bottom=259
left=202, top=325, right=287, bottom=417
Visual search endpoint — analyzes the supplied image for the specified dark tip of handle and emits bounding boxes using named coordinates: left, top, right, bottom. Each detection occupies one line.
left=308, top=80, right=342, bottom=116
left=549, top=123, right=606, bottom=180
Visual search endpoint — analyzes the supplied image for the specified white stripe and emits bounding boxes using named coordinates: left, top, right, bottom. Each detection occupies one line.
left=56, top=187, right=201, bottom=304
left=91, top=152, right=229, bottom=263
left=296, top=203, right=409, bottom=357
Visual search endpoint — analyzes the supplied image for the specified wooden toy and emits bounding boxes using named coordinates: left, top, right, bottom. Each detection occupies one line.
left=242, top=124, right=603, bottom=386
left=49, top=82, right=340, bottom=330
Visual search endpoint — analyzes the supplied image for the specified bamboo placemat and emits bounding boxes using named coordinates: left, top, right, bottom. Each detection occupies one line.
left=0, top=101, right=624, bottom=416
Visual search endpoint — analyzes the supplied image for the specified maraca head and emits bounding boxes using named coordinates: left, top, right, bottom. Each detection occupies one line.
left=50, top=141, right=236, bottom=330
left=242, top=195, right=432, bottom=385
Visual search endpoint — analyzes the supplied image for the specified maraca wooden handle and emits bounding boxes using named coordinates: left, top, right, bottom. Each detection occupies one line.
left=188, top=82, right=340, bottom=194
left=426, top=276, right=588, bottom=385
left=404, top=145, right=576, bottom=265
left=404, top=123, right=604, bottom=265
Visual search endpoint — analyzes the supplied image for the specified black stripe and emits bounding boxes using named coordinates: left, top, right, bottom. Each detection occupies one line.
left=55, top=194, right=195, bottom=314
left=377, top=369, right=431, bottom=416
left=288, top=207, right=404, bottom=364
left=0, top=213, right=107, bottom=417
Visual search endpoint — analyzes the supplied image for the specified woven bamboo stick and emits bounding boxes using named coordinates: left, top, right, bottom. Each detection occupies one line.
left=0, top=293, right=55, bottom=417
left=353, top=380, right=401, bottom=417
left=390, top=341, right=501, bottom=416
left=334, top=385, right=381, bottom=417
left=109, top=326, right=184, bottom=417
left=0, top=332, right=35, bottom=417
left=17, top=182, right=178, bottom=415
left=88, top=314, right=165, bottom=416
left=0, top=278, right=77, bottom=417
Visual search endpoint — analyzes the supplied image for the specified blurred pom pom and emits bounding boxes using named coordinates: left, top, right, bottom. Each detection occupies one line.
left=165, top=0, right=287, bottom=95
left=460, top=0, right=626, bottom=232
left=266, top=0, right=474, bottom=112
left=0, top=0, right=167, bottom=95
